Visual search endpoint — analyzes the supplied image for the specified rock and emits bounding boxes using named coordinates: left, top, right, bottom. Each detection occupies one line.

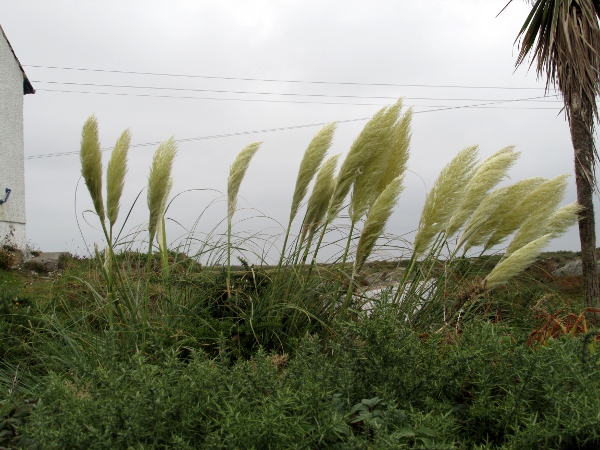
left=552, top=259, right=600, bottom=277
left=23, top=252, right=65, bottom=273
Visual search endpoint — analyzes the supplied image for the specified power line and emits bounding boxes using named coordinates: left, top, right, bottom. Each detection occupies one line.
left=31, top=80, right=562, bottom=103
left=25, top=98, right=561, bottom=161
left=25, top=118, right=370, bottom=160
left=24, top=64, right=553, bottom=91
left=35, top=89, right=391, bottom=106
left=36, top=88, right=559, bottom=107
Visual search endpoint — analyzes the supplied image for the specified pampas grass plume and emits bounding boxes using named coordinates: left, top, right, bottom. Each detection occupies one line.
left=80, top=115, right=105, bottom=221
left=350, top=101, right=403, bottom=222
left=376, top=108, right=412, bottom=196
left=505, top=199, right=579, bottom=257
left=413, top=145, right=479, bottom=256
left=446, top=147, right=519, bottom=237
left=481, top=177, right=546, bottom=251
left=485, top=234, right=552, bottom=289
left=147, top=137, right=177, bottom=241
left=354, top=175, right=403, bottom=274
left=106, top=129, right=131, bottom=226
left=328, top=104, right=395, bottom=221
left=290, top=123, right=336, bottom=222
left=503, top=174, right=569, bottom=256
left=300, top=154, right=340, bottom=244
left=228, top=142, right=261, bottom=220
left=460, top=178, right=544, bottom=251
left=458, top=185, right=513, bottom=252
left=547, top=202, right=582, bottom=237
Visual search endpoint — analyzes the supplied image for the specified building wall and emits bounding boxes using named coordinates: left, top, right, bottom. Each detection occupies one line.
left=0, top=31, right=26, bottom=249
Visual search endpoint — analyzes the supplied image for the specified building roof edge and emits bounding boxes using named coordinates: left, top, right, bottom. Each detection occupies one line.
left=0, top=24, right=35, bottom=95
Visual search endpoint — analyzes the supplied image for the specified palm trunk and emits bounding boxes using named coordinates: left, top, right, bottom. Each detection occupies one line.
left=569, top=95, right=600, bottom=307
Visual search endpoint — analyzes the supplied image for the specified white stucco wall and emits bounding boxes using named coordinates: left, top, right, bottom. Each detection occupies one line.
left=0, top=30, right=26, bottom=250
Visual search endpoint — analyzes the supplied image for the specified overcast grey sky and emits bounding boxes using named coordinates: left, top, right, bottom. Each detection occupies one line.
left=1, top=0, right=594, bottom=260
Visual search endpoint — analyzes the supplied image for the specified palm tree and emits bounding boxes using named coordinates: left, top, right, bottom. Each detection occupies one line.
left=504, top=0, right=600, bottom=306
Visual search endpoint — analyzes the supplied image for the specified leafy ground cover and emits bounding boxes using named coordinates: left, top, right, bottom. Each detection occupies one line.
left=0, top=252, right=598, bottom=449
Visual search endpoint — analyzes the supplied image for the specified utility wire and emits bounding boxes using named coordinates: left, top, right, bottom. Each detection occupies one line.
left=31, top=80, right=562, bottom=103
left=36, top=88, right=559, bottom=107
left=24, top=64, right=553, bottom=91
left=25, top=97, right=561, bottom=161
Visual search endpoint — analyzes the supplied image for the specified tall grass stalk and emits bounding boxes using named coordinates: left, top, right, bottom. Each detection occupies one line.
left=299, top=155, right=341, bottom=253
left=227, top=142, right=261, bottom=297
left=144, top=137, right=177, bottom=346
left=105, top=129, right=131, bottom=326
left=276, top=124, right=335, bottom=275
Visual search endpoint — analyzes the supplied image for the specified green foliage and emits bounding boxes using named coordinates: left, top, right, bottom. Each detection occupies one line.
left=0, top=288, right=37, bottom=362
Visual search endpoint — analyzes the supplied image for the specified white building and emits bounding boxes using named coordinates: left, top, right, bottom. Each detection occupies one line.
left=0, top=25, right=34, bottom=250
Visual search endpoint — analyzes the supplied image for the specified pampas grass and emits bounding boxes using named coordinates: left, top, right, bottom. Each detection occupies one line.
left=227, top=142, right=261, bottom=296
left=446, top=147, right=520, bottom=237
left=147, top=137, right=178, bottom=243
left=354, top=176, right=404, bottom=275
left=484, top=174, right=569, bottom=251
left=80, top=115, right=105, bottom=222
left=485, top=234, right=553, bottom=289
left=457, top=185, right=514, bottom=252
left=459, top=177, right=546, bottom=252
left=74, top=103, right=580, bottom=346
left=375, top=108, right=412, bottom=197
left=300, top=154, right=340, bottom=248
left=413, top=145, right=479, bottom=256
left=350, top=101, right=403, bottom=223
left=478, top=177, right=545, bottom=251
left=106, top=129, right=131, bottom=227
left=505, top=199, right=580, bottom=257
left=228, top=142, right=261, bottom=220
left=290, top=123, right=336, bottom=223
left=328, top=105, right=395, bottom=222
left=277, top=125, right=335, bottom=271
left=547, top=202, right=583, bottom=237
